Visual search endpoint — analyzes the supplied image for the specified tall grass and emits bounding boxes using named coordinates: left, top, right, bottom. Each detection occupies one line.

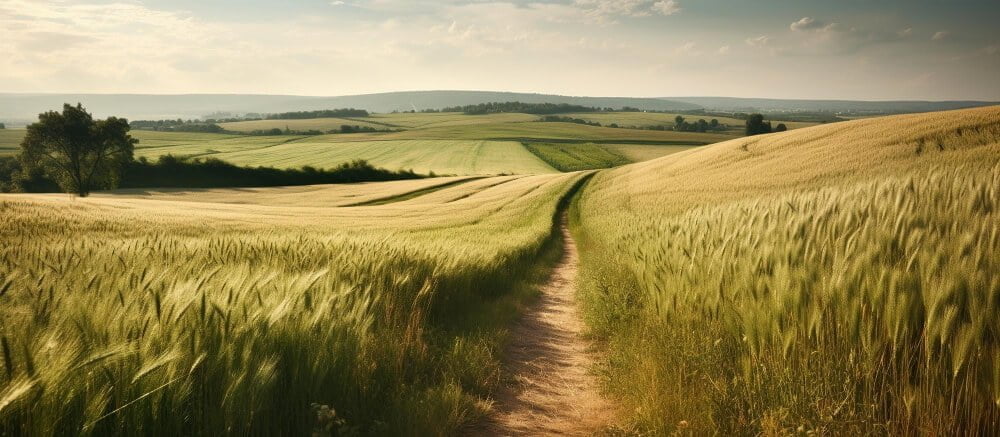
left=0, top=172, right=582, bottom=436
left=573, top=107, right=1000, bottom=434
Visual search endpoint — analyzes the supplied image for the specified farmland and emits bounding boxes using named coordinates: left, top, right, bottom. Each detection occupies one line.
left=0, top=171, right=587, bottom=435
left=2, top=105, right=998, bottom=435
left=561, top=112, right=821, bottom=131
left=572, top=106, right=1000, bottom=434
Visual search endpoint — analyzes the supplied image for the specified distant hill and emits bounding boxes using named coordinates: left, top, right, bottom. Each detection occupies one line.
left=663, top=96, right=999, bottom=114
left=3, top=91, right=995, bottom=126
left=0, top=91, right=700, bottom=125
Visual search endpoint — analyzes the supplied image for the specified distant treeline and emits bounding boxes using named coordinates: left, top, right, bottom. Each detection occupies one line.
left=679, top=109, right=843, bottom=124
left=538, top=115, right=603, bottom=126
left=130, top=119, right=396, bottom=136
left=264, top=108, right=370, bottom=119
left=440, top=102, right=603, bottom=115
left=538, top=114, right=730, bottom=133
left=0, top=155, right=422, bottom=192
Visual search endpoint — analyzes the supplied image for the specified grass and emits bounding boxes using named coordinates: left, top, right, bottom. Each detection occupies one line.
left=0, top=171, right=586, bottom=436
left=0, top=130, right=25, bottom=157
left=346, top=177, right=484, bottom=206
left=376, top=122, right=735, bottom=144
left=218, top=118, right=388, bottom=133
left=206, top=139, right=556, bottom=175
left=95, top=176, right=477, bottom=207
left=523, top=143, right=630, bottom=172
left=572, top=106, right=1000, bottom=435
left=366, top=112, right=540, bottom=129
left=562, top=112, right=821, bottom=131
left=599, top=144, right=696, bottom=162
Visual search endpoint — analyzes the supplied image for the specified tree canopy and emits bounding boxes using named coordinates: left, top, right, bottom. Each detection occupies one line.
left=19, top=103, right=137, bottom=196
left=745, top=113, right=774, bottom=136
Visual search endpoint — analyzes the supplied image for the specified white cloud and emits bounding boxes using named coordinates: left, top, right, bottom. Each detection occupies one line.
left=651, top=0, right=681, bottom=16
left=932, top=31, right=949, bottom=41
left=573, top=0, right=680, bottom=21
left=791, top=17, right=838, bottom=33
left=898, top=28, right=913, bottom=38
left=745, top=35, right=770, bottom=47
left=717, top=45, right=730, bottom=55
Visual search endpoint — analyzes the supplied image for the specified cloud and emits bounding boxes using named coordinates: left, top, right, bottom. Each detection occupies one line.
left=717, top=45, right=730, bottom=55
left=330, top=1, right=345, bottom=5
left=897, top=28, right=913, bottom=38
left=986, top=45, right=999, bottom=55
left=573, top=0, right=680, bottom=21
left=651, top=0, right=681, bottom=16
left=674, top=41, right=698, bottom=55
left=791, top=17, right=838, bottom=33
left=932, top=31, right=949, bottom=41
left=745, top=35, right=770, bottom=47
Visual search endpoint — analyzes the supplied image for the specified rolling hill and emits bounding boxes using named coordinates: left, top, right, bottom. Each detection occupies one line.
left=574, top=105, right=1000, bottom=434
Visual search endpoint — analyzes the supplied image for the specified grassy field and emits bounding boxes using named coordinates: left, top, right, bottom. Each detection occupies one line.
left=522, top=143, right=630, bottom=172
left=0, top=130, right=25, bottom=157
left=562, top=112, right=821, bottom=131
left=375, top=122, right=735, bottom=144
left=96, top=176, right=477, bottom=207
left=206, top=139, right=556, bottom=175
left=1, top=116, right=732, bottom=175
left=366, top=112, right=540, bottom=128
left=218, top=117, right=388, bottom=132
left=573, top=106, right=1000, bottom=435
left=599, top=144, right=696, bottom=162
left=0, top=171, right=586, bottom=436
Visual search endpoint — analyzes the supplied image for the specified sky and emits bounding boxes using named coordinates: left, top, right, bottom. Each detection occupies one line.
left=1, top=0, right=999, bottom=100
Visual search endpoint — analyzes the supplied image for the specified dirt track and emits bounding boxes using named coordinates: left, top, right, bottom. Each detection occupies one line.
left=476, top=215, right=615, bottom=436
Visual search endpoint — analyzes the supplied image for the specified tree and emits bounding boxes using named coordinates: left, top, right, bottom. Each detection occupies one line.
left=775, top=123, right=788, bottom=132
left=674, top=115, right=686, bottom=126
left=745, top=113, right=773, bottom=136
left=19, top=103, right=136, bottom=196
left=709, top=119, right=719, bottom=129
left=0, top=122, right=6, bottom=129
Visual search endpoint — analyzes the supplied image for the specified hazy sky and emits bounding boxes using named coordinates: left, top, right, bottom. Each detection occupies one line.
left=1, top=0, right=998, bottom=100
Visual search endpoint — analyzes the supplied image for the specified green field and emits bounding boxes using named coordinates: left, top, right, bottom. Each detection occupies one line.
left=0, top=129, right=25, bottom=156
left=206, top=139, right=556, bottom=175
left=4, top=107, right=998, bottom=434
left=563, top=112, right=821, bottom=131
left=219, top=117, right=388, bottom=132
left=522, top=143, right=630, bottom=171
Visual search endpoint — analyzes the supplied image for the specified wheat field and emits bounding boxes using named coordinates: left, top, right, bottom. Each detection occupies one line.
left=0, top=171, right=585, bottom=436
left=573, top=106, right=1000, bottom=434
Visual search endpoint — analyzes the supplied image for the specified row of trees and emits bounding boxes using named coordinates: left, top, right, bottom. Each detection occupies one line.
left=3, top=104, right=418, bottom=196
left=673, top=116, right=727, bottom=133
left=265, top=108, right=369, bottom=119
left=745, top=114, right=788, bottom=136
left=441, top=102, right=602, bottom=115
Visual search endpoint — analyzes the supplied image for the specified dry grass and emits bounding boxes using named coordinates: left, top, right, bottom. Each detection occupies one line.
left=573, top=106, right=1000, bottom=435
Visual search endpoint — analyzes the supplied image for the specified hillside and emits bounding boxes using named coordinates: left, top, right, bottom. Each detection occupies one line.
left=666, top=96, right=998, bottom=114
left=574, top=106, right=1000, bottom=434
left=0, top=91, right=700, bottom=124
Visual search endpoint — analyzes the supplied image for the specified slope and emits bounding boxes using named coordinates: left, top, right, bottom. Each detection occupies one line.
left=574, top=106, right=1000, bottom=435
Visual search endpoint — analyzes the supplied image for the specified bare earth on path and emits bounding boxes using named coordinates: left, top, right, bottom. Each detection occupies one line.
left=476, top=214, right=616, bottom=436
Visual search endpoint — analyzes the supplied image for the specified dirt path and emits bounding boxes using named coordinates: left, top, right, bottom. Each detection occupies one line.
left=477, top=214, right=615, bottom=436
